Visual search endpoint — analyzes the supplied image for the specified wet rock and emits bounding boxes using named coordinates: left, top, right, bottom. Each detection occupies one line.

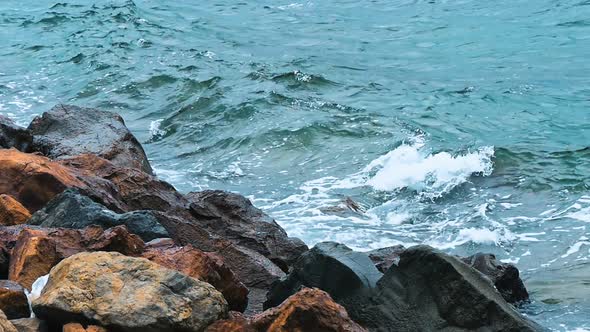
left=7, top=226, right=144, bottom=289
left=254, top=288, right=367, bottom=332
left=62, top=323, right=107, bottom=332
left=32, top=252, right=228, bottom=332
left=345, top=245, right=543, bottom=331
left=0, top=115, right=32, bottom=152
left=0, top=150, right=85, bottom=213
left=143, top=240, right=248, bottom=312
left=264, top=242, right=382, bottom=309
left=29, top=189, right=168, bottom=241
left=9, top=318, right=47, bottom=332
left=366, top=245, right=406, bottom=273
left=186, top=190, right=308, bottom=271
left=0, top=281, right=29, bottom=319
left=28, top=105, right=152, bottom=174
left=0, top=310, right=17, bottom=332
left=0, top=195, right=31, bottom=226
left=462, top=252, right=530, bottom=304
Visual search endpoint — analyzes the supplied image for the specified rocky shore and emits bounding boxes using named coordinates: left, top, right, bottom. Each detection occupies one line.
left=0, top=105, right=544, bottom=331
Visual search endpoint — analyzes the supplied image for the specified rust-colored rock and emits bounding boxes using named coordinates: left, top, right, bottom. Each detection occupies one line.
left=62, top=323, right=107, bottom=332
left=143, top=241, right=248, bottom=312
left=0, top=150, right=84, bottom=213
left=0, top=195, right=31, bottom=226
left=0, top=280, right=29, bottom=319
left=205, top=312, right=255, bottom=332
left=7, top=226, right=144, bottom=289
left=252, top=288, right=366, bottom=332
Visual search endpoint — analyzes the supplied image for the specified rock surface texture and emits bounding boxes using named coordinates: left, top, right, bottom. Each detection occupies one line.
left=28, top=105, right=153, bottom=174
left=0, top=280, right=29, bottom=319
left=32, top=252, right=228, bottom=332
left=0, top=195, right=31, bottom=226
left=0, top=116, right=32, bottom=152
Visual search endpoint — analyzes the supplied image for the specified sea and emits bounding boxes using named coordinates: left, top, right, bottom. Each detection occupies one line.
left=1, top=1, right=589, bottom=330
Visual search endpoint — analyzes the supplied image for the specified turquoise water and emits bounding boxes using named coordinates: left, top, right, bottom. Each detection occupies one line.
left=1, top=0, right=590, bottom=329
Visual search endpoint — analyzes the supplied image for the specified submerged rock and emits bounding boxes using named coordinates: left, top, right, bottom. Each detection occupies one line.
left=143, top=240, right=249, bottom=312
left=0, top=280, right=29, bottom=319
left=0, top=115, right=32, bottom=152
left=0, top=195, right=31, bottom=226
left=28, top=189, right=168, bottom=241
left=187, top=190, right=308, bottom=271
left=28, top=105, right=153, bottom=174
left=462, top=252, right=530, bottom=304
left=32, top=252, right=228, bottom=332
left=264, top=242, right=382, bottom=309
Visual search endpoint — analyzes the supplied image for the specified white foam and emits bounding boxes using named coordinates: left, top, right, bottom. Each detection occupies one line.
left=149, top=119, right=165, bottom=140
left=365, top=144, right=494, bottom=197
left=25, top=274, right=49, bottom=318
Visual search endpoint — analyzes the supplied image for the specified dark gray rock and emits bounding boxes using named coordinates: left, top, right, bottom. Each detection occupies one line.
left=9, top=318, right=48, bottom=332
left=186, top=190, right=308, bottom=271
left=28, top=189, right=168, bottom=241
left=264, top=242, right=383, bottom=309
left=366, top=245, right=406, bottom=273
left=0, top=115, right=32, bottom=152
left=462, top=252, right=530, bottom=304
left=28, top=104, right=153, bottom=174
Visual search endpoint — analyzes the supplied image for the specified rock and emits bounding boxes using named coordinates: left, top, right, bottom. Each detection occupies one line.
left=143, top=241, right=249, bottom=312
left=0, top=195, right=31, bottom=226
left=366, top=245, right=406, bottom=273
left=344, top=245, right=543, bottom=331
left=0, top=150, right=85, bottom=213
left=462, top=253, right=530, bottom=304
left=264, top=242, right=382, bottom=309
left=29, top=189, right=168, bottom=241
left=205, top=312, right=254, bottom=332
left=0, top=281, right=29, bottom=319
left=32, top=252, right=228, bottom=332
left=62, top=323, right=107, bottom=332
left=28, top=105, right=152, bottom=174
left=0, top=310, right=17, bottom=332
left=8, top=318, right=47, bottom=332
left=0, top=115, right=32, bottom=152
left=0, top=250, right=8, bottom=280
left=7, top=226, right=144, bottom=289
left=254, top=288, right=367, bottom=332
left=186, top=190, right=308, bottom=271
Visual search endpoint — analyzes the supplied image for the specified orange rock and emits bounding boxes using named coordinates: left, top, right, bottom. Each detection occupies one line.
left=0, top=195, right=31, bottom=226
left=7, top=225, right=144, bottom=289
left=63, top=322, right=108, bottom=332
left=143, top=241, right=248, bottom=312
left=252, top=288, right=366, bottom=332
left=0, top=149, right=84, bottom=212
left=206, top=312, right=255, bottom=332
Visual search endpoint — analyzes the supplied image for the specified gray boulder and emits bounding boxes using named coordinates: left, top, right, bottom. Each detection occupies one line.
left=0, top=115, right=32, bottom=152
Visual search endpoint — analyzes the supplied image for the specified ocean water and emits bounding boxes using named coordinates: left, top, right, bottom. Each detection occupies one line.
left=1, top=0, right=589, bottom=329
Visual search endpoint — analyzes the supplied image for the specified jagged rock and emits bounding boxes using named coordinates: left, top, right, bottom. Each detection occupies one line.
left=462, top=253, right=530, bottom=304
left=28, top=105, right=152, bottom=174
left=205, top=312, right=253, bottom=332
left=0, top=281, right=29, bottom=319
left=264, top=242, right=382, bottom=309
left=62, top=323, right=107, bottom=332
left=346, top=245, right=543, bottom=331
left=186, top=190, right=308, bottom=271
left=0, top=115, right=32, bottom=152
left=9, top=318, right=47, bottom=332
left=32, top=252, right=228, bottom=332
left=366, top=245, right=406, bottom=273
left=7, top=226, right=144, bottom=289
left=0, top=310, right=17, bottom=332
left=0, top=150, right=85, bottom=213
left=0, top=195, right=30, bottom=226
left=143, top=240, right=248, bottom=312
left=29, top=189, right=168, bottom=241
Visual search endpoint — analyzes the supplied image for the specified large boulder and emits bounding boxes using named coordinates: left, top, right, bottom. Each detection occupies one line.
left=7, top=226, right=144, bottom=289
left=208, top=288, right=367, bottom=332
left=28, top=105, right=152, bottom=174
left=187, top=190, right=307, bottom=271
left=0, top=281, right=29, bottom=319
left=143, top=239, right=249, bottom=312
left=462, top=253, right=530, bottom=304
left=32, top=252, right=228, bottom=331
left=264, top=242, right=382, bottom=309
left=29, top=189, right=168, bottom=241
left=0, top=115, right=32, bottom=152
left=0, top=195, right=31, bottom=226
